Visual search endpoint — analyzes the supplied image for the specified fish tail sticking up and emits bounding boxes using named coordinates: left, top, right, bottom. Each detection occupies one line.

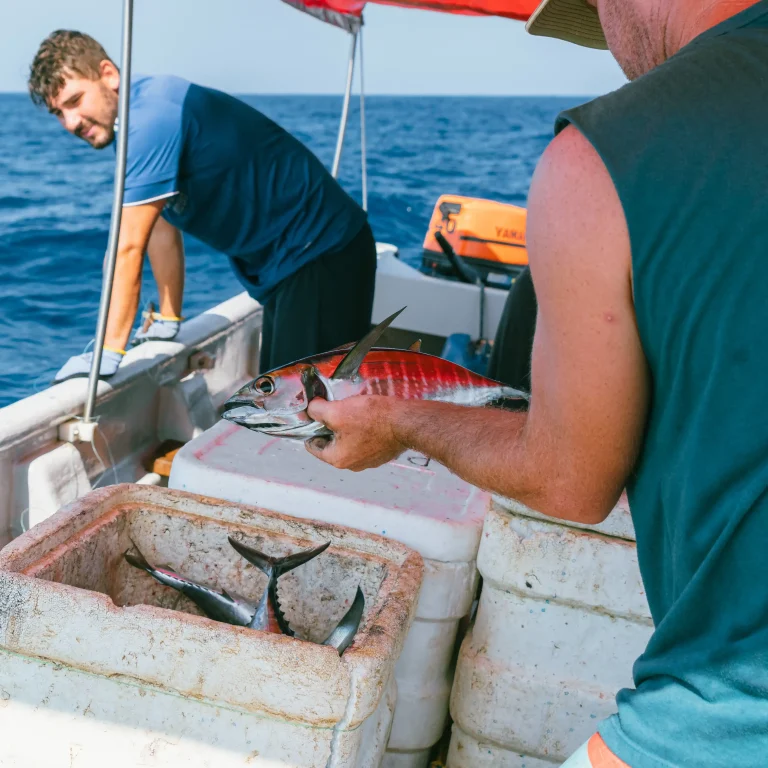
left=227, top=536, right=331, bottom=578
left=322, top=586, right=365, bottom=655
left=231, top=537, right=331, bottom=637
left=124, top=539, right=153, bottom=573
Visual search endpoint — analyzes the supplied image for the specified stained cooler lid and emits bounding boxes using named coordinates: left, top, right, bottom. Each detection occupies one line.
left=169, top=420, right=489, bottom=562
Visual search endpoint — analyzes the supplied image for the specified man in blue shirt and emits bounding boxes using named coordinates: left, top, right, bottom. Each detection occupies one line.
left=28, top=30, right=376, bottom=382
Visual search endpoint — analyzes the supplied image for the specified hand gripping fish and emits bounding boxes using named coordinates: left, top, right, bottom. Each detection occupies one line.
left=124, top=539, right=365, bottom=654
left=221, top=307, right=529, bottom=440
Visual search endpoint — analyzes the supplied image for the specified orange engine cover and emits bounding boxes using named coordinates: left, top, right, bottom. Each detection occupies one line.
left=422, top=195, right=528, bottom=275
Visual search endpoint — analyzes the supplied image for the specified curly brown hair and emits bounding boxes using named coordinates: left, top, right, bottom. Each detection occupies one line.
left=28, top=30, right=114, bottom=108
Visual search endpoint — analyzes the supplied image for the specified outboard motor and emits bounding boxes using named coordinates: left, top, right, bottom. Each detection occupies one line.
left=422, top=195, right=528, bottom=288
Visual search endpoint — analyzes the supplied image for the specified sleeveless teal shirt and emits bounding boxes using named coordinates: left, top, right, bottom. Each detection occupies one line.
left=557, top=4, right=768, bottom=766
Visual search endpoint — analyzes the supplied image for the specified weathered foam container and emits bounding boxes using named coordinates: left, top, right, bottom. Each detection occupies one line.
left=169, top=420, right=489, bottom=768
left=448, top=494, right=654, bottom=767
left=0, top=484, right=423, bottom=768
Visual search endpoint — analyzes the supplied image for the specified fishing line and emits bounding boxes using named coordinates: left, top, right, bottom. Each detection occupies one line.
left=99, top=423, right=120, bottom=486
left=89, top=434, right=110, bottom=489
left=88, top=417, right=119, bottom=488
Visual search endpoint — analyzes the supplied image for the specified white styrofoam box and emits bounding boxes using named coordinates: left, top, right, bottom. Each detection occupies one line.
left=0, top=651, right=397, bottom=768
left=169, top=420, right=490, bottom=766
left=448, top=498, right=653, bottom=767
left=388, top=618, right=460, bottom=749
left=0, top=484, right=422, bottom=768
left=169, top=421, right=486, bottom=563
left=381, top=749, right=432, bottom=768
left=448, top=725, right=560, bottom=768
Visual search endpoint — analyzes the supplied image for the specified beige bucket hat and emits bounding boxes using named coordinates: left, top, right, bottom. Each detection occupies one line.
left=525, top=0, right=608, bottom=49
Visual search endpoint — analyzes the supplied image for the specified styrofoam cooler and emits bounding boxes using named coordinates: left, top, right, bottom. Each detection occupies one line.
left=0, top=484, right=423, bottom=767
left=169, top=420, right=490, bottom=767
left=448, top=495, right=654, bottom=766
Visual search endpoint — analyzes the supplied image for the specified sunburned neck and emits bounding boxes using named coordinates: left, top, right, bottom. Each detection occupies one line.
left=665, top=0, right=760, bottom=56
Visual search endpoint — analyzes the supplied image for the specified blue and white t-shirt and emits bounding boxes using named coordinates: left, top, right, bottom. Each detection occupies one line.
left=123, top=75, right=367, bottom=300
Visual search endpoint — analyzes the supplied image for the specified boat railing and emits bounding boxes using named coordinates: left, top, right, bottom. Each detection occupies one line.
left=0, top=292, right=263, bottom=548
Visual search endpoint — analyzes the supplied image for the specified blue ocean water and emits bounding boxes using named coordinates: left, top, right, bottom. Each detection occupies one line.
left=0, top=93, right=587, bottom=408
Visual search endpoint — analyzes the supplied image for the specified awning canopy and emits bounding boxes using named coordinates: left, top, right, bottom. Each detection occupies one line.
left=281, top=0, right=539, bottom=31
left=281, top=0, right=365, bottom=32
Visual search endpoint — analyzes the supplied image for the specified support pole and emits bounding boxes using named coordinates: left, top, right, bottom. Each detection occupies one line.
left=83, top=0, right=134, bottom=423
left=331, top=27, right=358, bottom=179
left=359, top=25, right=368, bottom=211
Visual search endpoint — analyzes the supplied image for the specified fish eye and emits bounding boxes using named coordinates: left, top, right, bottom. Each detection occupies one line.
left=254, top=376, right=275, bottom=396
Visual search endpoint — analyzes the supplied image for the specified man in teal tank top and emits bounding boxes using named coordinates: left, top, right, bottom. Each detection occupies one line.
left=304, top=0, right=768, bottom=765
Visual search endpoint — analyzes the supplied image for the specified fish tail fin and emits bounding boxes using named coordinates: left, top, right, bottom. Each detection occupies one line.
left=322, top=586, right=365, bottom=655
left=272, top=540, right=331, bottom=578
left=228, top=536, right=331, bottom=578
left=228, top=536, right=275, bottom=574
left=124, top=539, right=153, bottom=573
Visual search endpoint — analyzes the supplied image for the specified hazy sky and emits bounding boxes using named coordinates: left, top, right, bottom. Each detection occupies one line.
left=2, top=0, right=626, bottom=96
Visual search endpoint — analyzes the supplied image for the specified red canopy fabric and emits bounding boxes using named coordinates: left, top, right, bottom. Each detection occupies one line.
left=282, top=0, right=365, bottom=31
left=368, top=0, right=537, bottom=21
left=282, top=0, right=539, bottom=30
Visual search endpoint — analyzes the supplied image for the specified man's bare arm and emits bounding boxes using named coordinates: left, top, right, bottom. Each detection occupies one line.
left=147, top=215, right=184, bottom=319
left=308, top=126, right=649, bottom=525
left=103, top=200, right=166, bottom=350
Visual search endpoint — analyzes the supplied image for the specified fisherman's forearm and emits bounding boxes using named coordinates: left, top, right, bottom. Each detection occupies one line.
left=147, top=218, right=184, bottom=318
left=104, top=245, right=144, bottom=350
left=389, top=399, right=608, bottom=524
left=390, top=399, right=541, bottom=504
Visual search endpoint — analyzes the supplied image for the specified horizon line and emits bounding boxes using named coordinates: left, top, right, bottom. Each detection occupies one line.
left=0, top=90, right=596, bottom=99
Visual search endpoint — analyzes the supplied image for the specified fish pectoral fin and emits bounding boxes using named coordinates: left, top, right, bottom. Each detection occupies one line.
left=322, top=587, right=365, bottom=655
left=330, top=307, right=406, bottom=380
left=301, top=365, right=328, bottom=401
left=221, top=587, right=252, bottom=606
left=408, top=339, right=422, bottom=352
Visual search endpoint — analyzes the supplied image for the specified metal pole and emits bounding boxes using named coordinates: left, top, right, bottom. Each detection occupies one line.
left=83, top=0, right=134, bottom=423
left=359, top=25, right=368, bottom=211
left=331, top=27, right=358, bottom=179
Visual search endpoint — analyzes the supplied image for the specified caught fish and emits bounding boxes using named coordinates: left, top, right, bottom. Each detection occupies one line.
left=221, top=307, right=529, bottom=440
left=321, top=586, right=365, bottom=655
left=227, top=536, right=330, bottom=635
left=228, top=536, right=366, bottom=654
left=124, top=541, right=257, bottom=626
left=125, top=538, right=365, bottom=654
